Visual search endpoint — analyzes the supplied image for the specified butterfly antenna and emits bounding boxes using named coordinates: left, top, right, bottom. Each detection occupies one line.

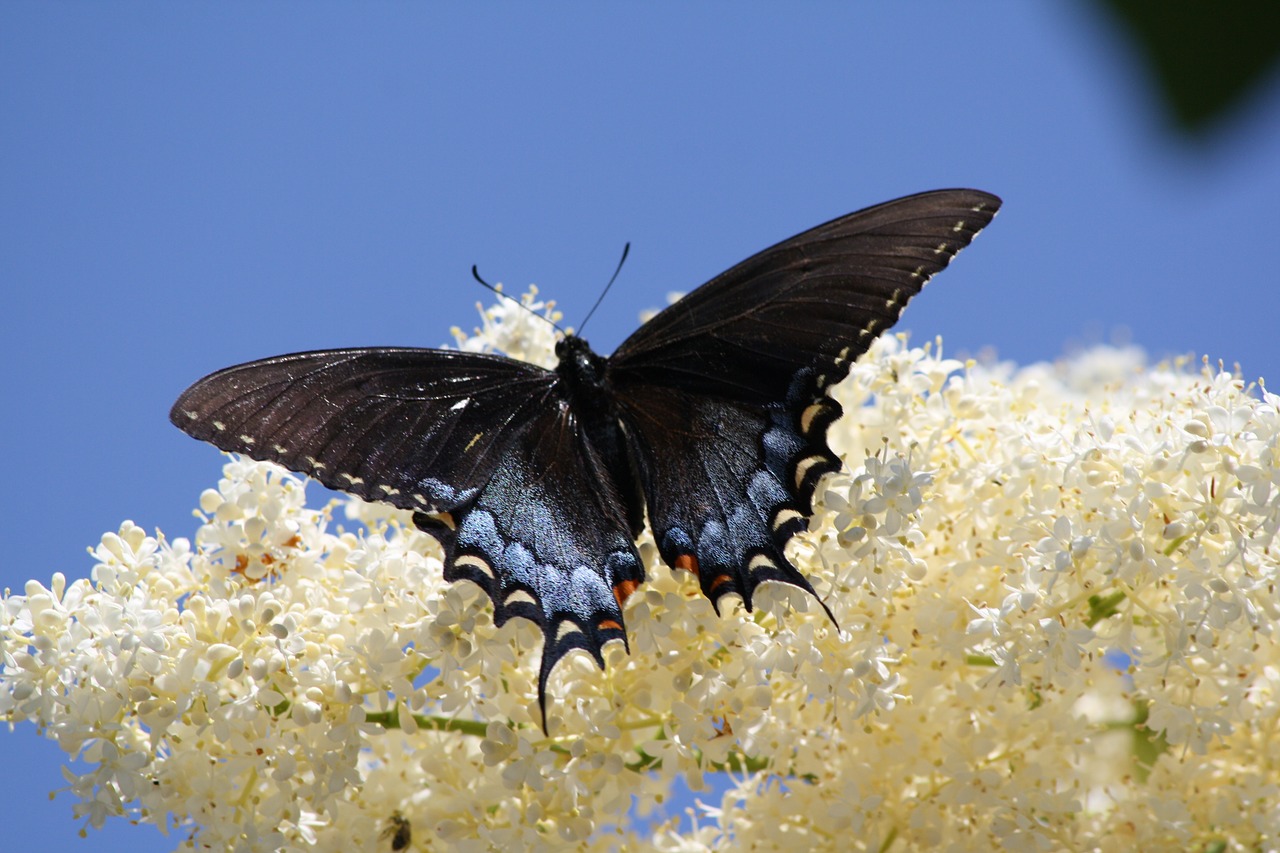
left=471, top=265, right=567, bottom=336
left=576, top=242, right=630, bottom=337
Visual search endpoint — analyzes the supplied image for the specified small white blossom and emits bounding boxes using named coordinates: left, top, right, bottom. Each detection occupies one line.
left=3, top=293, right=1280, bottom=850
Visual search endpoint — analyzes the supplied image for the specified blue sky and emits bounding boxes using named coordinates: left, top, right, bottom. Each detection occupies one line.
left=3, top=5, right=1279, bottom=850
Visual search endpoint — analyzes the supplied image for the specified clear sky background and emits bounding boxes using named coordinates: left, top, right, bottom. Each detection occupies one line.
left=3, top=5, right=1279, bottom=850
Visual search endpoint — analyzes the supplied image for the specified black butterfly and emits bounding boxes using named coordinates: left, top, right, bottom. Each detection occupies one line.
left=171, top=189, right=1000, bottom=728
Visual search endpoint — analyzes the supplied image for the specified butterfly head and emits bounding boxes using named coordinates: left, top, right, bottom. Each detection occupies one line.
left=554, top=334, right=609, bottom=392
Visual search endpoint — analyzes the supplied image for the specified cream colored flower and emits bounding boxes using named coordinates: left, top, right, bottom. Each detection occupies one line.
left=3, top=292, right=1279, bottom=850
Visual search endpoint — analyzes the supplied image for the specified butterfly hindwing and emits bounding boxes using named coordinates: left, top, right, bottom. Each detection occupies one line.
left=609, top=190, right=1001, bottom=612
left=419, top=395, right=644, bottom=725
left=170, top=348, right=555, bottom=516
left=616, top=373, right=838, bottom=617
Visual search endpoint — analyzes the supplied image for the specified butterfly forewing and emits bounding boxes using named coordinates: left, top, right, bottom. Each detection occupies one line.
left=610, top=189, right=1001, bottom=405
left=170, top=348, right=555, bottom=515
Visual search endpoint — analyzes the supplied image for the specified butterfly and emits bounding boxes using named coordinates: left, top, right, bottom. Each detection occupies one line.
left=171, top=189, right=1001, bottom=728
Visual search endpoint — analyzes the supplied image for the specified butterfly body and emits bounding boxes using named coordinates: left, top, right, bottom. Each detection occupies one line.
left=552, top=334, right=647, bottom=537
left=171, top=189, right=1001, bottom=727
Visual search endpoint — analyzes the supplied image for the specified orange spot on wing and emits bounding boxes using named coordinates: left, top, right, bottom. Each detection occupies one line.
left=598, top=619, right=623, bottom=632
left=709, top=573, right=731, bottom=592
left=674, top=553, right=701, bottom=577
left=613, top=579, right=639, bottom=610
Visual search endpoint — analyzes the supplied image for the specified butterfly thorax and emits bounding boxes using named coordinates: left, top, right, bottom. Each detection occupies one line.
left=554, top=334, right=646, bottom=536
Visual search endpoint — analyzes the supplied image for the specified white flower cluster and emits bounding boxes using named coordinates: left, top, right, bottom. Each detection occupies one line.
left=447, top=285, right=562, bottom=369
left=3, top=292, right=1279, bottom=851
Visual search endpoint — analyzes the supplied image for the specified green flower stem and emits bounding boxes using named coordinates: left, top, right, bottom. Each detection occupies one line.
left=364, top=710, right=779, bottom=775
